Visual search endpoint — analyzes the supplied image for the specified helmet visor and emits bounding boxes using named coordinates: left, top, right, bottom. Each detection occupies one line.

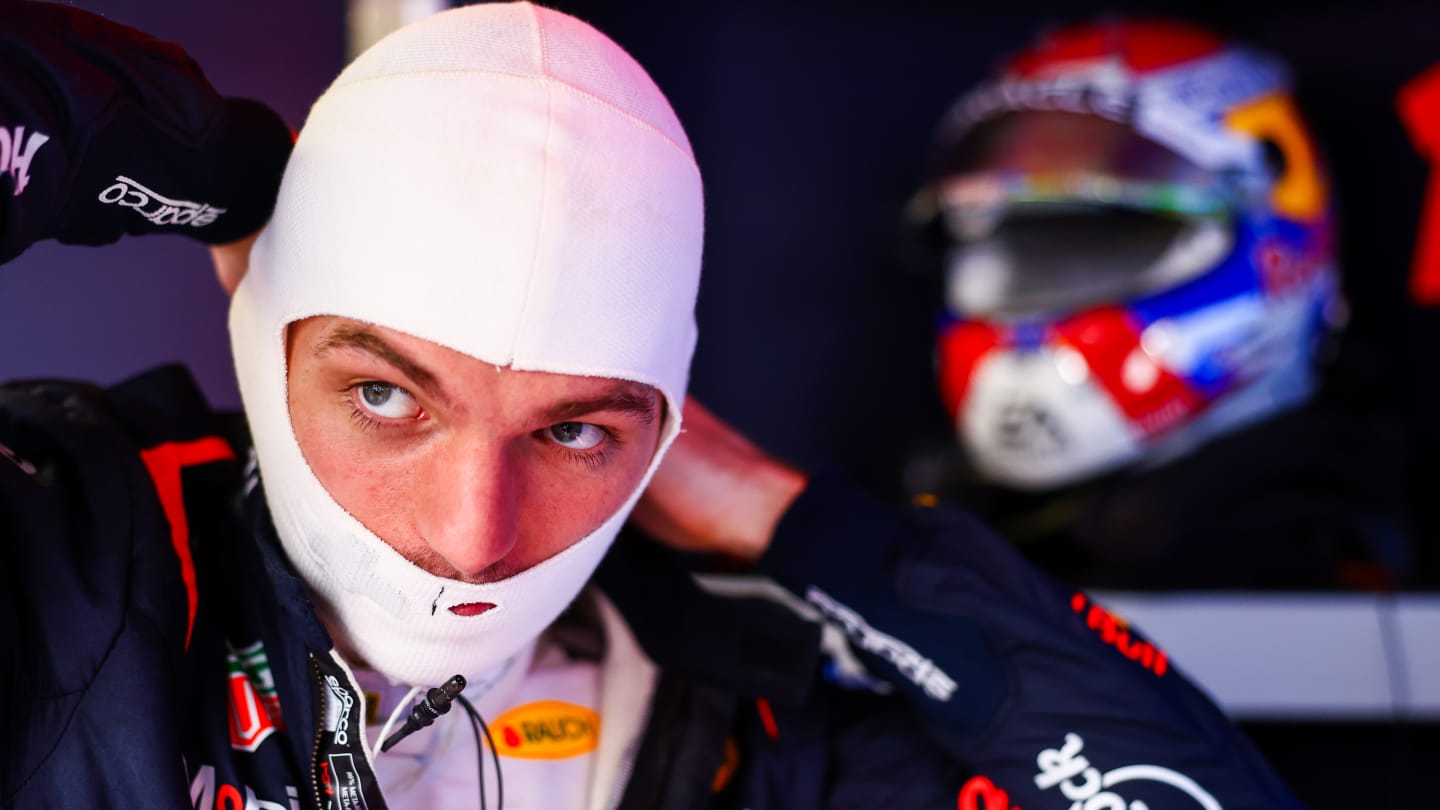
left=944, top=208, right=1233, bottom=317
left=935, top=110, right=1235, bottom=317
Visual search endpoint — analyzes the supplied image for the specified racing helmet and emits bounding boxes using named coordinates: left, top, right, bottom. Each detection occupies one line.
left=919, top=19, right=1341, bottom=490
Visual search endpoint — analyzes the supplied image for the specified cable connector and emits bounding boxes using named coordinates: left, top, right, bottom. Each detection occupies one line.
left=380, top=674, right=467, bottom=752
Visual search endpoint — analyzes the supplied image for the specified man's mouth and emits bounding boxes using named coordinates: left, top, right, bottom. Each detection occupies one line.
left=448, top=602, right=496, bottom=617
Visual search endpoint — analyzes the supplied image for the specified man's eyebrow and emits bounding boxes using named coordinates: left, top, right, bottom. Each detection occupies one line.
left=544, top=388, right=659, bottom=425
left=313, top=326, right=444, bottom=400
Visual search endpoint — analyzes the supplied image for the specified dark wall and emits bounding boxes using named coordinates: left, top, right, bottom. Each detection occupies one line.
left=0, top=0, right=347, bottom=409
left=542, top=0, right=1440, bottom=499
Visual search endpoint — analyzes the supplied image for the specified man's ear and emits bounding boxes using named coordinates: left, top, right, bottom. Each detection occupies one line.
left=210, top=229, right=261, bottom=295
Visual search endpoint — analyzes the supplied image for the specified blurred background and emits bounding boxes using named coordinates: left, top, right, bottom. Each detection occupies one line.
left=1, top=0, right=1437, bottom=805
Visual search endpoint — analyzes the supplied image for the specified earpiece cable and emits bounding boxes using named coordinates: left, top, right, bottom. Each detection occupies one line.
left=458, top=694, right=504, bottom=810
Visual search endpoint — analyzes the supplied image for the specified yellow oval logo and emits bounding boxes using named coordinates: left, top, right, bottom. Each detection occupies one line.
left=490, top=701, right=600, bottom=760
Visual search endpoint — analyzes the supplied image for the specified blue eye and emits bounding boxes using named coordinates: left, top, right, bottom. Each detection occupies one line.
left=548, top=422, right=606, bottom=450
left=356, top=382, right=421, bottom=419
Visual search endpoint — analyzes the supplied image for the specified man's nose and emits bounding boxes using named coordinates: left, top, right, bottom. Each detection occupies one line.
left=416, top=438, right=522, bottom=579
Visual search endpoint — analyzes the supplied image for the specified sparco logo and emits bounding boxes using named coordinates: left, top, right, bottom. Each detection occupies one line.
left=324, top=675, right=354, bottom=746
left=97, top=174, right=225, bottom=227
left=1035, top=732, right=1221, bottom=810
left=0, top=126, right=49, bottom=196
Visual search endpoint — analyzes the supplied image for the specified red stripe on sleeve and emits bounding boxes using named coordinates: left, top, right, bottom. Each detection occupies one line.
left=139, top=436, right=236, bottom=649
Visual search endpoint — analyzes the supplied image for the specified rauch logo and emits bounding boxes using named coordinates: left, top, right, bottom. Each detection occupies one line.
left=490, top=700, right=599, bottom=760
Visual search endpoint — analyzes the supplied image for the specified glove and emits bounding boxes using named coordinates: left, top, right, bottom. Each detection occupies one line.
left=0, top=2, right=293, bottom=262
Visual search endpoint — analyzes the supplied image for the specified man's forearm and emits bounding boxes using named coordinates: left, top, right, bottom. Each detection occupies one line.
left=0, top=2, right=289, bottom=266
left=755, top=471, right=1306, bottom=810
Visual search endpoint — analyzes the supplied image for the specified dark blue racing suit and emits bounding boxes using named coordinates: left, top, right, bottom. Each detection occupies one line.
left=0, top=366, right=1303, bottom=809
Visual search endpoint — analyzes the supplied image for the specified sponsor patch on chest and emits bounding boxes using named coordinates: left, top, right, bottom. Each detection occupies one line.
left=227, top=639, right=284, bottom=752
left=490, top=700, right=599, bottom=760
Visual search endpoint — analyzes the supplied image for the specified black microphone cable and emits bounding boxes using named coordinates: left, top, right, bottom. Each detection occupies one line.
left=380, top=674, right=505, bottom=810
left=455, top=692, right=487, bottom=810
left=458, top=693, right=504, bottom=810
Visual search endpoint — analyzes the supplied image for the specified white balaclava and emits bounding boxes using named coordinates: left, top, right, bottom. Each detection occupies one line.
left=229, top=2, right=703, bottom=687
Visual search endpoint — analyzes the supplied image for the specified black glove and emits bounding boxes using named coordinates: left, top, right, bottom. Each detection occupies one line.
left=0, top=2, right=293, bottom=263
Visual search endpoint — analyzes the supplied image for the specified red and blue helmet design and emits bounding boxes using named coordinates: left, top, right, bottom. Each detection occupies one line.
left=923, top=20, right=1341, bottom=488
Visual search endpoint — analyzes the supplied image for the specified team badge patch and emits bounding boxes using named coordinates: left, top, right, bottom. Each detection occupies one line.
left=226, top=640, right=284, bottom=752
left=491, top=700, right=599, bottom=760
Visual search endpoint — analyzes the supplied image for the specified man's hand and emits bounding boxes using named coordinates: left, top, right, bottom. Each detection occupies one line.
left=0, top=2, right=291, bottom=263
left=632, top=399, right=809, bottom=563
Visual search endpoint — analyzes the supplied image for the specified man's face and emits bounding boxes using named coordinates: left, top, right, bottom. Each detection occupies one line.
left=285, top=316, right=664, bottom=614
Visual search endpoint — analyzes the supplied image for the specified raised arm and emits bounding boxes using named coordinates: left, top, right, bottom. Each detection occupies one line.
left=0, top=1, right=290, bottom=265
left=635, top=398, right=1305, bottom=809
